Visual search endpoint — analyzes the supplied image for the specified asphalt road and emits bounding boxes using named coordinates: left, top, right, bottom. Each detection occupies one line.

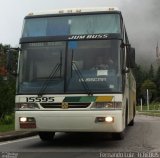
left=0, top=115, right=160, bottom=158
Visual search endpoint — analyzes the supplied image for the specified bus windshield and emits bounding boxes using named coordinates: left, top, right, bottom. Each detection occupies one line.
left=18, top=40, right=122, bottom=94
left=22, top=14, right=121, bottom=37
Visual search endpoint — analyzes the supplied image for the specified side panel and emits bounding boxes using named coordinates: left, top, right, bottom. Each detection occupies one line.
left=128, top=71, right=136, bottom=122
left=122, top=71, right=136, bottom=125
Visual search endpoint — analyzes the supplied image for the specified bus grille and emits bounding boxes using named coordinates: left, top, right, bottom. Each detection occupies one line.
left=40, top=103, right=90, bottom=108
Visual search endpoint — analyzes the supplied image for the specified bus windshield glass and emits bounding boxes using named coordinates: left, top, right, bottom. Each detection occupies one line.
left=22, top=14, right=121, bottom=37
left=18, top=40, right=122, bottom=94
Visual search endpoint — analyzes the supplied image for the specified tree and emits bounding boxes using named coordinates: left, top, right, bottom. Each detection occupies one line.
left=0, top=44, right=10, bottom=77
left=134, top=64, right=148, bottom=103
left=155, top=66, right=160, bottom=97
left=0, top=43, right=15, bottom=120
left=148, top=64, right=154, bottom=81
left=141, top=79, right=157, bottom=102
left=0, top=79, right=15, bottom=119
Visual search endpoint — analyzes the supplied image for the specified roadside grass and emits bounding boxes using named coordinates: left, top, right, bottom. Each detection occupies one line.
left=139, top=112, right=160, bottom=117
left=137, top=103, right=160, bottom=117
left=0, top=123, right=14, bottom=133
left=0, top=113, right=15, bottom=133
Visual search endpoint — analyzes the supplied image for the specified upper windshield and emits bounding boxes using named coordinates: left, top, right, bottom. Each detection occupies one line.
left=22, top=14, right=121, bottom=37
left=18, top=40, right=122, bottom=94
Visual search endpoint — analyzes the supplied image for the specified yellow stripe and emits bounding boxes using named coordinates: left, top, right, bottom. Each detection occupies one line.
left=96, top=96, right=113, bottom=102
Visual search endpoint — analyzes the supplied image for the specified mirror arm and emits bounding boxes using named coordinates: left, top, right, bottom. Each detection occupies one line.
left=122, top=69, right=130, bottom=74
left=120, top=42, right=131, bottom=48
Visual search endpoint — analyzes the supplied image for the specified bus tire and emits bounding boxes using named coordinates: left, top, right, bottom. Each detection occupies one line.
left=112, top=131, right=124, bottom=140
left=38, top=132, right=55, bottom=141
left=128, top=119, right=134, bottom=126
left=125, top=103, right=128, bottom=127
left=128, top=105, right=135, bottom=126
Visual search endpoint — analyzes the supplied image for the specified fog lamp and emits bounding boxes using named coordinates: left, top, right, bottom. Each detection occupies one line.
left=20, top=117, right=27, bottom=122
left=19, top=117, right=36, bottom=129
left=105, top=116, right=114, bottom=123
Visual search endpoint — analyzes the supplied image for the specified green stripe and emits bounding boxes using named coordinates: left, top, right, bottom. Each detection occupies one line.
left=63, top=97, right=81, bottom=102
left=63, top=96, right=97, bottom=103
left=79, top=96, right=96, bottom=102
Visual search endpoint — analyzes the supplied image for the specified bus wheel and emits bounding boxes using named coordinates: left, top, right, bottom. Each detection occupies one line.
left=125, top=104, right=128, bottom=127
left=38, top=132, right=55, bottom=141
left=112, top=132, right=124, bottom=140
left=128, top=106, right=135, bottom=126
left=128, top=119, right=134, bottom=126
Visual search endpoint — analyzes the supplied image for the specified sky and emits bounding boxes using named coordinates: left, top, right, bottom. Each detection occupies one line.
left=0, top=0, right=160, bottom=65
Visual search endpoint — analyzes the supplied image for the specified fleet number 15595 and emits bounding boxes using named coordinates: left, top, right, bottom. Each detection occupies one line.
left=26, top=97, right=54, bottom=103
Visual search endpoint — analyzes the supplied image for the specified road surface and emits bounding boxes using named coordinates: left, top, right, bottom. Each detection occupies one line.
left=0, top=115, right=160, bottom=158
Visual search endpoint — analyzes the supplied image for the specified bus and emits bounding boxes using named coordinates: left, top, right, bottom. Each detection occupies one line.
left=12, top=7, right=136, bottom=140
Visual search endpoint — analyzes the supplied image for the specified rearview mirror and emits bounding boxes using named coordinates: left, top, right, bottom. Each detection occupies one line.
left=127, top=47, right=135, bottom=68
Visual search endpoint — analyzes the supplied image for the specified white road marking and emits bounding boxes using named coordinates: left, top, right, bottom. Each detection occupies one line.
left=0, top=136, right=38, bottom=146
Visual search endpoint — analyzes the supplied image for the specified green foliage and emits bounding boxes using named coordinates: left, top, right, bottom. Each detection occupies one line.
left=0, top=123, right=14, bottom=132
left=0, top=43, right=10, bottom=53
left=0, top=43, right=16, bottom=120
left=1, top=114, right=14, bottom=125
left=148, top=64, right=154, bottom=81
left=0, top=43, right=10, bottom=67
left=135, top=64, right=160, bottom=104
left=141, top=79, right=157, bottom=102
left=136, top=104, right=160, bottom=117
left=137, top=103, right=160, bottom=111
left=141, top=79, right=157, bottom=92
left=134, top=64, right=149, bottom=102
left=155, top=66, right=160, bottom=96
left=0, top=79, right=16, bottom=120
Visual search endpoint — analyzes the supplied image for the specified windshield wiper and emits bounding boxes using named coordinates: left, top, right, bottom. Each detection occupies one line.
left=38, top=52, right=63, bottom=96
left=72, top=61, right=92, bottom=96
left=38, top=63, right=62, bottom=96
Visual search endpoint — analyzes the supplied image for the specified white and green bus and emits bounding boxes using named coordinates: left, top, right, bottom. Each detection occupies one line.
left=12, top=7, right=136, bottom=140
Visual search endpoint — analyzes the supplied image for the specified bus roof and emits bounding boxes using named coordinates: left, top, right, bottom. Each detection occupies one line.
left=27, top=7, right=120, bottom=16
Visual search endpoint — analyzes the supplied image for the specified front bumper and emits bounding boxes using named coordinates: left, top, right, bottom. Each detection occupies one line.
left=15, top=110, right=124, bottom=132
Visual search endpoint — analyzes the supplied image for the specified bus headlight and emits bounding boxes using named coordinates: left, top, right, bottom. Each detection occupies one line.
left=16, top=103, right=40, bottom=110
left=91, top=102, right=122, bottom=109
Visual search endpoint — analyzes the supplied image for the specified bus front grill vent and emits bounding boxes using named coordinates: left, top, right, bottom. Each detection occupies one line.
left=40, top=103, right=90, bottom=108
